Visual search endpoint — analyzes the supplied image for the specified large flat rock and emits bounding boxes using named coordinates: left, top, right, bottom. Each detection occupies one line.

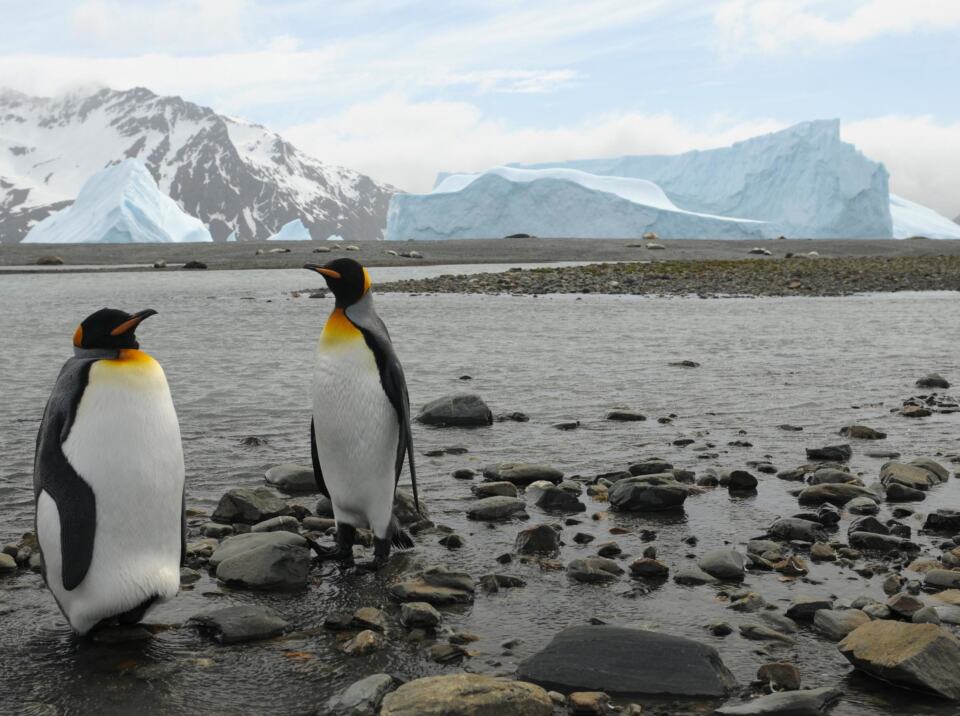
left=517, top=625, right=737, bottom=697
left=379, top=674, right=552, bottom=716
left=714, top=687, right=842, bottom=715
left=416, top=393, right=493, bottom=427
left=839, top=620, right=960, bottom=700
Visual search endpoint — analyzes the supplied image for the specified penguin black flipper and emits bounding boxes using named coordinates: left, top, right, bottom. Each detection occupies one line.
left=345, top=297, right=420, bottom=514
left=180, top=490, right=187, bottom=567
left=33, top=355, right=104, bottom=591
left=310, top=418, right=331, bottom=499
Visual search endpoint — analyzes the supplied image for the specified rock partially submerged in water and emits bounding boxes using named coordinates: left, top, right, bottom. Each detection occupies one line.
left=805, top=444, right=851, bottom=462
left=916, top=373, right=950, bottom=389
left=467, top=496, right=526, bottom=521
left=699, top=550, right=746, bottom=580
left=768, top=517, right=828, bottom=543
left=839, top=621, right=960, bottom=700
left=714, top=687, right=842, bottom=715
left=609, top=477, right=689, bottom=512
left=517, top=625, right=737, bottom=697
left=797, top=483, right=877, bottom=507
left=326, top=673, right=398, bottom=716
left=516, top=524, right=560, bottom=556
left=416, top=393, right=493, bottom=426
left=379, top=674, right=552, bottom=716
left=389, top=567, right=475, bottom=605
left=567, top=557, right=624, bottom=583
left=924, top=509, right=960, bottom=534
left=483, top=463, right=563, bottom=485
left=212, top=487, right=292, bottom=524
left=211, top=532, right=311, bottom=590
left=189, top=605, right=289, bottom=644
left=840, top=425, right=886, bottom=440
left=881, top=460, right=948, bottom=491
left=264, top=464, right=317, bottom=494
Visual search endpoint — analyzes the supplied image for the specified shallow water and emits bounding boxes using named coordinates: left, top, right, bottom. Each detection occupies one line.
left=1, top=267, right=959, bottom=715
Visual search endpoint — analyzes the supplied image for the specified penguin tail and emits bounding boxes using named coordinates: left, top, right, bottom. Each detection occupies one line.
left=390, top=517, right=415, bottom=550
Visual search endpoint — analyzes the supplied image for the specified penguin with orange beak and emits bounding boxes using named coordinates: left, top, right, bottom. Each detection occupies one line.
left=34, top=308, right=185, bottom=634
left=304, top=258, right=419, bottom=569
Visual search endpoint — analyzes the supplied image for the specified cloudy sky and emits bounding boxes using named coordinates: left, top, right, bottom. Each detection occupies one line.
left=2, top=0, right=958, bottom=216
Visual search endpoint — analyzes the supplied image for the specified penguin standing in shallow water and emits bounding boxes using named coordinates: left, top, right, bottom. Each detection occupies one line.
left=34, top=308, right=185, bottom=634
left=304, top=258, right=420, bottom=569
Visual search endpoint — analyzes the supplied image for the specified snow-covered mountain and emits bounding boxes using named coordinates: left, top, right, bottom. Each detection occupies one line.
left=387, top=166, right=772, bottom=240
left=23, top=159, right=212, bottom=244
left=0, top=87, right=393, bottom=242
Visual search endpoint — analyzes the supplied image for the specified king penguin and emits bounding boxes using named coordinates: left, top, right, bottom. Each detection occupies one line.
left=304, top=258, right=420, bottom=569
left=33, top=308, right=185, bottom=635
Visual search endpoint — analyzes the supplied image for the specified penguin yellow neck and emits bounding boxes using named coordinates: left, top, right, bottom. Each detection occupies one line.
left=101, top=348, right=157, bottom=366
left=321, top=308, right=363, bottom=345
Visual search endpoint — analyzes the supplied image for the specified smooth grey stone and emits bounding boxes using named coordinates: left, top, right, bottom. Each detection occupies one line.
left=189, top=605, right=289, bottom=644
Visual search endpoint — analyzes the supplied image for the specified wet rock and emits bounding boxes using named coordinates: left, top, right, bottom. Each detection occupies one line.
left=779, top=424, right=804, bottom=432
left=674, top=564, right=720, bottom=585
left=596, top=542, right=621, bottom=558
left=786, top=596, right=833, bottom=622
left=912, top=606, right=942, bottom=625
left=740, top=624, right=795, bottom=644
left=429, top=643, right=468, bottom=663
left=849, top=515, right=888, bottom=535
left=497, top=411, right=530, bottom=422
left=0, top=553, right=16, bottom=574
left=453, top=468, right=476, bottom=480
left=389, top=567, right=475, bottom=605
left=768, top=517, right=828, bottom=543
left=839, top=621, right=960, bottom=700
left=916, top=373, right=950, bottom=389
left=553, top=421, right=580, bottom=430
left=805, top=445, right=851, bottom=462
left=709, top=622, right=734, bottom=636
left=438, top=533, right=463, bottom=549
left=846, top=496, right=880, bottom=515
left=343, top=629, right=383, bottom=656
left=314, top=495, right=335, bottom=518
left=630, top=558, right=669, bottom=578
left=809, top=468, right=859, bottom=485
left=213, top=532, right=310, bottom=590
left=517, top=625, right=737, bottom=697
left=393, top=489, right=426, bottom=524
left=880, top=461, right=945, bottom=490
left=886, top=482, right=925, bottom=502
left=180, top=567, right=201, bottom=584
left=606, top=410, right=646, bottom=422
left=479, top=573, right=526, bottom=593
left=797, top=483, right=877, bottom=507
left=758, top=615, right=797, bottom=636
left=183, top=260, right=207, bottom=269
left=379, top=674, right=552, bottom=716
left=729, top=592, right=767, bottom=612
left=212, top=487, right=292, bottom=524
left=516, top=524, right=560, bottom=556
left=756, top=662, right=802, bottom=691
left=727, top=470, right=759, bottom=492
left=416, top=393, right=493, bottom=427
left=188, top=605, right=289, bottom=644
left=567, top=557, right=624, bottom=583
left=840, top=425, right=886, bottom=440
left=715, top=687, right=842, bottom=715
left=36, top=255, right=64, bottom=265
left=609, top=479, right=688, bottom=512
left=699, top=550, right=746, bottom=580
left=466, top=496, right=526, bottom=521
left=535, top=486, right=586, bottom=513
left=814, top=609, right=870, bottom=641
left=568, top=691, right=610, bottom=715
left=629, top=460, right=673, bottom=476
left=202, top=522, right=234, bottom=538
left=400, top=601, right=442, bottom=628
left=325, top=673, right=398, bottom=716
left=925, top=569, right=960, bottom=590
left=901, top=405, right=932, bottom=418
left=264, top=464, right=317, bottom=494
left=924, top=509, right=960, bottom=534
left=810, top=543, right=836, bottom=561
left=483, top=463, right=563, bottom=486
left=250, top=515, right=300, bottom=534
left=849, top=531, right=919, bottom=554
left=866, top=449, right=901, bottom=459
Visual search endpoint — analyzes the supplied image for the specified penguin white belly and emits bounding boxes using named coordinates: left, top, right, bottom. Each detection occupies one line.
left=38, top=350, right=184, bottom=634
left=312, top=336, right=398, bottom=538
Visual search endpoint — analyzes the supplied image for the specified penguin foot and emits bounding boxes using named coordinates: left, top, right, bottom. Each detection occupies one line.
left=355, top=536, right=392, bottom=571
left=355, top=556, right=388, bottom=572
left=305, top=524, right=356, bottom=562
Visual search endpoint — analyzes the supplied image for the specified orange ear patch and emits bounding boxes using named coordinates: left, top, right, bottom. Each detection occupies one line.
left=73, top=325, right=83, bottom=347
left=363, top=268, right=372, bottom=294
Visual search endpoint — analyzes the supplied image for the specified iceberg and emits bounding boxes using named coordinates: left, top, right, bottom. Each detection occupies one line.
left=267, top=219, right=312, bottom=240
left=22, top=159, right=212, bottom=244
left=387, top=166, right=773, bottom=241
left=326, top=234, right=344, bottom=241
left=889, top=194, right=960, bottom=239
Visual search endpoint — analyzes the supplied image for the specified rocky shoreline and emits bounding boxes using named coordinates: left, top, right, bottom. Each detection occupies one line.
left=5, top=388, right=960, bottom=715
left=375, top=256, right=960, bottom=297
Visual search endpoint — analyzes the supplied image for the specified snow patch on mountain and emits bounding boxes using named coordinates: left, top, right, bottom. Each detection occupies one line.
left=22, top=159, right=212, bottom=244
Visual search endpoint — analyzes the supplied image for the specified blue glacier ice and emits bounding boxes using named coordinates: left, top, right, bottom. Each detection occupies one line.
left=267, top=218, right=312, bottom=240
left=23, top=159, right=212, bottom=244
left=890, top=194, right=960, bottom=239
left=388, top=120, right=903, bottom=241
left=387, top=166, right=773, bottom=241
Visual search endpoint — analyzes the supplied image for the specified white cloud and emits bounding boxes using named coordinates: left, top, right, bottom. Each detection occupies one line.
left=715, top=0, right=960, bottom=55
left=286, top=95, right=960, bottom=219
left=845, top=115, right=960, bottom=218
left=284, top=94, right=784, bottom=192
left=72, top=0, right=250, bottom=51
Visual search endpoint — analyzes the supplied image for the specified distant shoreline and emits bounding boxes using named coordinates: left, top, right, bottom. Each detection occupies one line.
left=3, top=237, right=960, bottom=274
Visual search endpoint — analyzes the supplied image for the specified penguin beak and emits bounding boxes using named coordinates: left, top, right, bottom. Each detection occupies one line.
left=304, top=264, right=341, bottom=280
left=110, top=309, right=158, bottom=336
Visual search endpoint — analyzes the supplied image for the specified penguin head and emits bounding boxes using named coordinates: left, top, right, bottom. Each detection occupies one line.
left=73, top=308, right=158, bottom=350
left=304, top=258, right=371, bottom=307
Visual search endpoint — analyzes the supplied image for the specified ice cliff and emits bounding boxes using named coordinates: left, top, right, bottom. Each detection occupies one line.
left=22, top=159, right=212, bottom=243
